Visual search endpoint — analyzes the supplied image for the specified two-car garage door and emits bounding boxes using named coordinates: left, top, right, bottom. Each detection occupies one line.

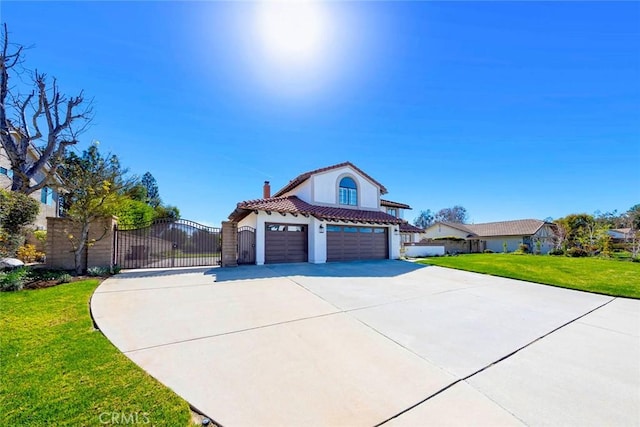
left=327, top=225, right=388, bottom=262
left=265, top=223, right=389, bottom=263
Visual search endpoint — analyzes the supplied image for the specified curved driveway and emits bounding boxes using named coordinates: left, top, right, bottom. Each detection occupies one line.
left=91, top=261, right=640, bottom=426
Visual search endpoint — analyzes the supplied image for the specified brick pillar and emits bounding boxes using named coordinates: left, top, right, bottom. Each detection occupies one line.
left=46, top=216, right=117, bottom=271
left=221, top=221, right=238, bottom=267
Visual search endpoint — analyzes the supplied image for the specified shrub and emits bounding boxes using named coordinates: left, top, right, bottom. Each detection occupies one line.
left=517, top=243, right=529, bottom=254
left=502, top=241, right=508, bottom=253
left=33, top=230, right=47, bottom=244
left=111, top=265, right=122, bottom=274
left=56, top=273, right=73, bottom=284
left=87, top=266, right=111, bottom=277
left=16, top=244, right=46, bottom=263
left=0, top=189, right=40, bottom=256
left=483, top=249, right=494, bottom=253
left=566, top=247, right=588, bottom=257
left=548, top=248, right=565, bottom=256
left=0, top=267, right=29, bottom=292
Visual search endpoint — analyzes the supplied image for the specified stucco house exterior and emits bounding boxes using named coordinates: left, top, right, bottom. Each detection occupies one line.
left=228, top=162, right=409, bottom=265
left=422, top=219, right=557, bottom=253
left=0, top=144, right=61, bottom=230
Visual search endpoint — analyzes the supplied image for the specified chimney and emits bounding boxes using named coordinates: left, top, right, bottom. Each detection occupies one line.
left=263, top=181, right=271, bottom=199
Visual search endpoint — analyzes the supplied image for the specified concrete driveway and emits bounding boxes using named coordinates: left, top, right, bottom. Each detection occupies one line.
left=91, top=261, right=640, bottom=427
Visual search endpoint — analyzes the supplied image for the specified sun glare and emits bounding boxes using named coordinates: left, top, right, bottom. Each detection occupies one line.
left=255, top=1, right=329, bottom=67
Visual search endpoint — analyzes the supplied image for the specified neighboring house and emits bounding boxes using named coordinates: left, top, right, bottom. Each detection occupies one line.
left=0, top=144, right=61, bottom=230
left=608, top=228, right=634, bottom=242
left=228, top=162, right=407, bottom=264
left=422, top=219, right=557, bottom=253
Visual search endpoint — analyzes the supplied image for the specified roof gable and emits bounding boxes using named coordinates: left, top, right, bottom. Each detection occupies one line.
left=272, top=162, right=388, bottom=198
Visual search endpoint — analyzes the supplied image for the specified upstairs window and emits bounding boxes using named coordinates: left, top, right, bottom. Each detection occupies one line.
left=387, top=208, right=398, bottom=217
left=40, top=186, right=55, bottom=206
left=339, top=177, right=357, bottom=206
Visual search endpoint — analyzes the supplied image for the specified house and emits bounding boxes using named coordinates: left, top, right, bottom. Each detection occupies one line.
left=608, top=228, right=634, bottom=242
left=421, top=219, right=557, bottom=253
left=0, top=144, right=61, bottom=230
left=228, top=162, right=408, bottom=264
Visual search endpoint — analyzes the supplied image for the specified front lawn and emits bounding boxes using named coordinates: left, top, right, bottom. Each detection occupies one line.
left=418, top=254, right=640, bottom=298
left=0, top=280, right=193, bottom=426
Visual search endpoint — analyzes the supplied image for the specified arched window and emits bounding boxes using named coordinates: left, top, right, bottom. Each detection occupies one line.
left=339, top=177, right=357, bottom=206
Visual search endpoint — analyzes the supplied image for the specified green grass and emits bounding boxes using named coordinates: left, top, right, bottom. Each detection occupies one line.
left=418, top=254, right=640, bottom=298
left=0, top=280, right=193, bottom=426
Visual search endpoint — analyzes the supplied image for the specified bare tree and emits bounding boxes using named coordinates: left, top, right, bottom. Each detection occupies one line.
left=434, top=205, right=468, bottom=223
left=0, top=23, right=92, bottom=195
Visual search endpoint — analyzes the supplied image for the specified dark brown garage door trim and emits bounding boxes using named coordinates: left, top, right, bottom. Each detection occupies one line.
left=265, top=223, right=308, bottom=264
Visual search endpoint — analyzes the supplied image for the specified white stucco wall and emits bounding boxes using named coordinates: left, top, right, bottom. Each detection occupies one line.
left=485, top=237, right=523, bottom=253
left=389, top=227, right=402, bottom=259
left=310, top=166, right=379, bottom=210
left=423, top=223, right=469, bottom=240
left=404, top=245, right=445, bottom=257
left=282, top=179, right=312, bottom=203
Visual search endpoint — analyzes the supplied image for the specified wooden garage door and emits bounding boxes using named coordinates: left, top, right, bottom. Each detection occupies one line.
left=326, top=225, right=388, bottom=262
left=265, top=223, right=308, bottom=264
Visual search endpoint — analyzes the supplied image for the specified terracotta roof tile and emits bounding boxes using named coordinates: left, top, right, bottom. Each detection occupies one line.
left=230, top=196, right=404, bottom=224
left=272, top=162, right=388, bottom=197
left=380, top=199, right=412, bottom=209
left=399, top=222, right=424, bottom=233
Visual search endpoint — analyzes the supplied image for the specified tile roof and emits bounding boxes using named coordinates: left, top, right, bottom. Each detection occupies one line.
left=399, top=222, right=424, bottom=233
left=433, top=219, right=548, bottom=237
left=380, top=199, right=412, bottom=209
left=465, top=219, right=546, bottom=237
left=229, top=196, right=404, bottom=224
left=272, top=161, right=388, bottom=197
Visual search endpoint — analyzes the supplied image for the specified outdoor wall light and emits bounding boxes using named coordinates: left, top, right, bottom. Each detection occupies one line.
left=319, top=224, right=325, bottom=233
left=394, top=227, right=399, bottom=235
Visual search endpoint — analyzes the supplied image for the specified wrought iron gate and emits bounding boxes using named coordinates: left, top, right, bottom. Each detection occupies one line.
left=115, top=219, right=221, bottom=269
left=237, top=226, right=256, bottom=264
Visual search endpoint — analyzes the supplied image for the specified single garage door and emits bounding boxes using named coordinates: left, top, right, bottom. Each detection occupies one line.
left=265, top=223, right=308, bottom=264
left=327, top=225, right=388, bottom=262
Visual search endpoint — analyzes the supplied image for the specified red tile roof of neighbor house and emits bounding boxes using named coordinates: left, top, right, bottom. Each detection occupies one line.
left=399, top=222, right=424, bottom=233
left=272, top=162, right=389, bottom=197
left=436, top=219, right=548, bottom=237
left=229, top=196, right=405, bottom=224
left=380, top=199, right=412, bottom=209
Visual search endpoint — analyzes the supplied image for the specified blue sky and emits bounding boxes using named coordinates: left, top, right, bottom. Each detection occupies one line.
left=3, top=1, right=639, bottom=226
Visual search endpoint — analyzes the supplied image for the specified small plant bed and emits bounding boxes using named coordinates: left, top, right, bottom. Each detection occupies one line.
left=0, top=279, right=193, bottom=426
left=0, top=266, right=122, bottom=292
left=418, top=253, right=640, bottom=299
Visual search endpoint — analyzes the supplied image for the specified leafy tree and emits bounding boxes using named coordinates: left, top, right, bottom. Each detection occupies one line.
left=58, top=145, right=130, bottom=274
left=1, top=24, right=92, bottom=195
left=125, top=184, right=148, bottom=203
left=141, top=172, right=161, bottom=208
left=413, top=210, right=434, bottom=229
left=112, top=199, right=156, bottom=227
left=154, top=204, right=180, bottom=220
left=434, top=205, right=468, bottom=223
left=627, top=204, right=640, bottom=230
left=0, top=189, right=39, bottom=256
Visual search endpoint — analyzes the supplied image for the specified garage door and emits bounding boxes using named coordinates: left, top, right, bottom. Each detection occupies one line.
left=265, top=223, right=308, bottom=264
left=326, top=225, right=388, bottom=262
